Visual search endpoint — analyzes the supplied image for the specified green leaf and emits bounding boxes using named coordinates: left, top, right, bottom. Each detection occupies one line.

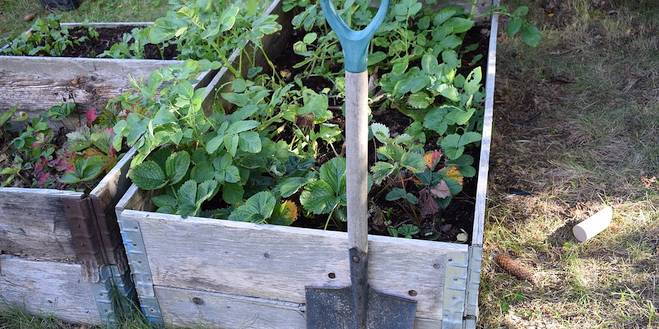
left=464, top=67, right=482, bottom=95
left=423, top=107, right=449, bottom=134
left=275, top=177, right=310, bottom=198
left=130, top=160, right=167, bottom=190
left=460, top=132, right=482, bottom=146
left=370, top=123, right=390, bottom=143
left=226, top=120, right=259, bottom=135
left=228, top=191, right=276, bottom=223
left=222, top=183, right=244, bottom=205
left=385, top=188, right=417, bottom=204
left=407, top=92, right=433, bottom=109
left=77, top=155, right=105, bottom=182
left=206, top=134, right=224, bottom=154
left=165, top=151, right=190, bottom=185
left=196, top=180, right=218, bottom=207
left=224, top=133, right=239, bottom=157
left=433, top=7, right=458, bottom=26
left=303, top=32, right=317, bottom=43
left=442, top=50, right=459, bottom=69
left=59, top=172, right=81, bottom=184
left=521, top=24, right=541, bottom=47
left=177, top=180, right=197, bottom=215
left=319, top=157, right=346, bottom=194
left=444, top=17, right=474, bottom=34
left=368, top=51, right=387, bottom=66
left=507, top=17, right=522, bottom=37
left=371, top=161, right=395, bottom=185
left=152, top=193, right=177, bottom=209
left=439, top=35, right=462, bottom=49
left=401, top=152, right=426, bottom=173
left=238, top=131, right=262, bottom=153
left=513, top=6, right=529, bottom=16
left=300, top=180, right=337, bottom=214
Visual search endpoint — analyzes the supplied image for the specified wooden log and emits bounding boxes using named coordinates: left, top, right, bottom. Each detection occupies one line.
left=119, top=208, right=468, bottom=321
left=0, top=255, right=100, bottom=324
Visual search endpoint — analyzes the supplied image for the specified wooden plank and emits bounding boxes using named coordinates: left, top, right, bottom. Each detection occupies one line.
left=0, top=56, right=179, bottom=112
left=156, top=286, right=306, bottom=329
left=156, top=285, right=444, bottom=329
left=0, top=255, right=100, bottom=325
left=471, top=0, right=498, bottom=246
left=0, top=188, right=81, bottom=259
left=120, top=208, right=468, bottom=321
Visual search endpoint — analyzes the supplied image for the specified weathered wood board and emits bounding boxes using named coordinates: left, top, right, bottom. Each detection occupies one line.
left=119, top=206, right=469, bottom=324
left=0, top=56, right=179, bottom=113
left=0, top=188, right=80, bottom=259
left=0, top=255, right=100, bottom=324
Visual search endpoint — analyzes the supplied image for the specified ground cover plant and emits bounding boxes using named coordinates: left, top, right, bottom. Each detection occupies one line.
left=115, top=0, right=538, bottom=242
left=0, top=102, right=123, bottom=190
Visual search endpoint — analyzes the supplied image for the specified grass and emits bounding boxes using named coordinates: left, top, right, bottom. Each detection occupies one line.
left=0, top=0, right=169, bottom=40
left=481, top=0, right=658, bottom=328
left=0, top=0, right=657, bottom=328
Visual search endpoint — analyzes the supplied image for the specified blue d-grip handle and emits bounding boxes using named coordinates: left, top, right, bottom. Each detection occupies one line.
left=320, top=0, right=389, bottom=73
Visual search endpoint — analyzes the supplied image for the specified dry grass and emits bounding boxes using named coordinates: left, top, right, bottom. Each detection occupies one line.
left=481, top=0, right=658, bottom=328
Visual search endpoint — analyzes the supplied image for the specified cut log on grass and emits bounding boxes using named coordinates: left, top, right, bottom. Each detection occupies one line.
left=572, top=206, right=613, bottom=242
left=494, top=253, right=535, bottom=284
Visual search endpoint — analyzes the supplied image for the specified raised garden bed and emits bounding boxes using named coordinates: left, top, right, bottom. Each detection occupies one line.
left=115, top=0, right=500, bottom=327
left=0, top=20, right=215, bottom=112
left=0, top=56, right=224, bottom=328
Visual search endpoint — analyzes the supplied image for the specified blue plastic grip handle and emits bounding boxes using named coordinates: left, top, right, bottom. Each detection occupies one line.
left=320, top=0, right=389, bottom=73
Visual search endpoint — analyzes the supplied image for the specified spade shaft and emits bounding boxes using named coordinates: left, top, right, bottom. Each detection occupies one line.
left=345, top=71, right=369, bottom=329
left=306, top=1, right=417, bottom=328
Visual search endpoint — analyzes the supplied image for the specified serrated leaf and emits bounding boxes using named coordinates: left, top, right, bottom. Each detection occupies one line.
left=370, top=123, right=390, bottom=143
left=319, top=157, right=346, bottom=194
left=300, top=180, right=337, bottom=214
left=275, top=177, right=310, bottom=198
left=222, top=183, right=244, bottom=205
left=407, top=92, right=433, bottom=109
left=370, top=161, right=395, bottom=185
left=430, top=180, right=451, bottom=198
left=270, top=200, right=298, bottom=226
left=165, top=151, right=190, bottom=185
left=238, top=131, right=262, bottom=153
left=401, top=151, right=426, bottom=173
left=521, top=24, right=541, bottom=47
left=130, top=160, right=167, bottom=190
left=228, top=191, right=276, bottom=223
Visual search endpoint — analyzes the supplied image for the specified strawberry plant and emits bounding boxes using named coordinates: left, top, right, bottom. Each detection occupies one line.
left=1, top=15, right=98, bottom=56
left=0, top=102, right=122, bottom=190
left=115, top=0, right=541, bottom=241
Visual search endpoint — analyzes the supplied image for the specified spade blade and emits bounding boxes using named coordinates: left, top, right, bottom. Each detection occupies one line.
left=305, top=286, right=417, bottom=329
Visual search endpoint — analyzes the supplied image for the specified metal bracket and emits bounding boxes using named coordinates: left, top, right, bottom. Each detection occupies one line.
left=462, top=245, right=483, bottom=329
left=442, top=251, right=469, bottom=329
left=92, top=264, right=136, bottom=326
left=119, top=217, right=164, bottom=327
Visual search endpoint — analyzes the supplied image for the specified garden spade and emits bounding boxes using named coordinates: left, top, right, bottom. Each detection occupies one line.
left=305, top=1, right=417, bottom=328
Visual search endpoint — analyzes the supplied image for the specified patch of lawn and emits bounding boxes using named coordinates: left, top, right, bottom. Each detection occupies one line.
left=481, top=0, right=658, bottom=328
left=0, top=0, right=169, bottom=40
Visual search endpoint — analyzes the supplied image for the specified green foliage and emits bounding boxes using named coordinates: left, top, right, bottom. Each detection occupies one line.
left=0, top=102, right=121, bottom=189
left=0, top=15, right=98, bottom=56
left=113, top=0, right=537, bottom=238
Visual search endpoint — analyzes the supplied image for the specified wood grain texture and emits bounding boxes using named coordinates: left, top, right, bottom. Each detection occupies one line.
left=119, top=207, right=468, bottom=321
left=345, top=71, right=369, bottom=252
left=0, top=188, right=81, bottom=259
left=0, top=255, right=100, bottom=325
left=0, top=56, right=178, bottom=112
left=155, top=285, right=444, bottom=329
left=472, top=0, right=498, bottom=246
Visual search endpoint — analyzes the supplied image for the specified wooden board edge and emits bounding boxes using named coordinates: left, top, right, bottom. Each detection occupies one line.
left=122, top=209, right=468, bottom=252
left=471, top=0, right=499, bottom=246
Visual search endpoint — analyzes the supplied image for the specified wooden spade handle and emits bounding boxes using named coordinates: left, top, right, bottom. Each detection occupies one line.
left=345, top=71, right=369, bottom=253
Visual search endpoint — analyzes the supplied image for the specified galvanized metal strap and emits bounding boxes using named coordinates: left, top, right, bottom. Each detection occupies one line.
left=442, top=252, right=469, bottom=329
left=119, top=217, right=164, bottom=326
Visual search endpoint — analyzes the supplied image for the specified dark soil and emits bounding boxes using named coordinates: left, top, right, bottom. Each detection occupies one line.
left=61, top=26, right=177, bottom=59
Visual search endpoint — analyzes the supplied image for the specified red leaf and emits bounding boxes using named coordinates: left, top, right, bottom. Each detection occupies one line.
left=430, top=180, right=451, bottom=199
left=419, top=188, right=439, bottom=217
left=423, top=150, right=442, bottom=170
left=85, top=108, right=98, bottom=125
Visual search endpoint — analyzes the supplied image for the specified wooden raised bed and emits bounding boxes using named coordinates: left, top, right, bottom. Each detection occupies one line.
left=0, top=49, right=224, bottom=327
left=116, top=1, right=497, bottom=328
left=0, top=22, right=217, bottom=112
